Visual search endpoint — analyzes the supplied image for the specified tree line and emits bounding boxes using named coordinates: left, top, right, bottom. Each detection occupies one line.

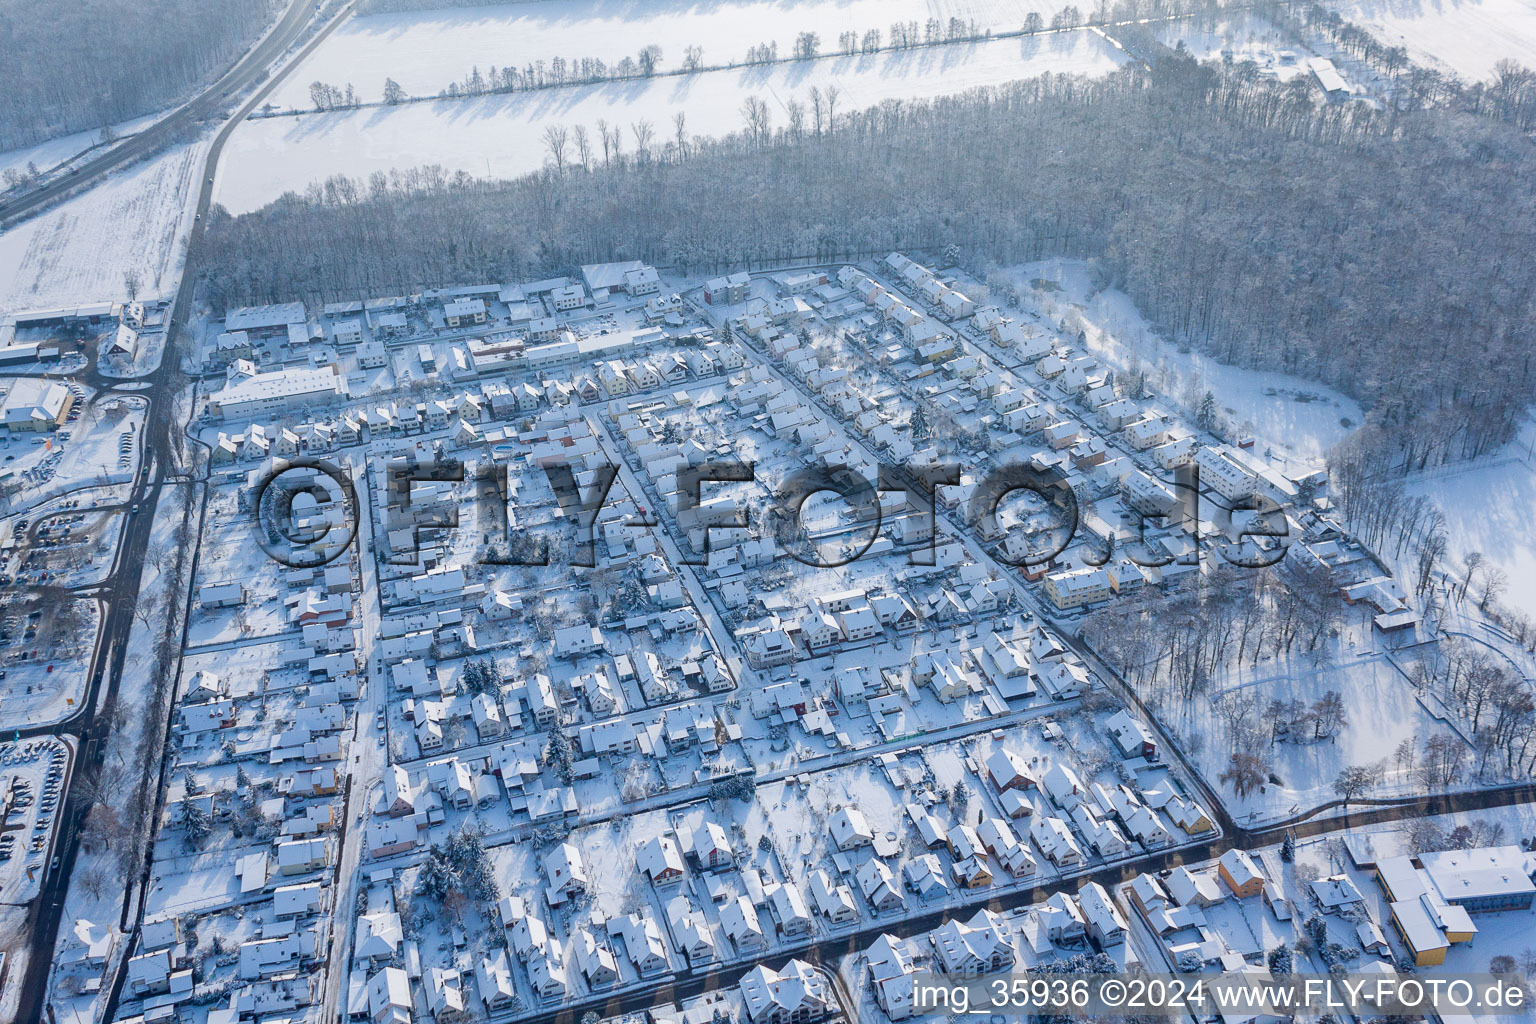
left=0, top=0, right=280, bottom=150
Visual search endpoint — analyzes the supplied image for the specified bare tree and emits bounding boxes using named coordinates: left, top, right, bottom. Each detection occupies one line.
left=630, top=120, right=655, bottom=162
left=741, top=95, right=772, bottom=146
left=1461, top=551, right=1484, bottom=601
left=80, top=864, right=111, bottom=900
left=595, top=118, right=612, bottom=168
left=1332, top=764, right=1376, bottom=806
left=1311, top=690, right=1347, bottom=740
left=1480, top=567, right=1508, bottom=611
left=542, top=124, right=570, bottom=175
left=672, top=112, right=687, bottom=161
left=1219, top=751, right=1270, bottom=797
left=785, top=99, right=806, bottom=140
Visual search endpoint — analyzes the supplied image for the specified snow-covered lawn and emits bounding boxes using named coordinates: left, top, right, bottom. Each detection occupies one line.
left=1165, top=646, right=1460, bottom=826
left=1007, top=259, right=1362, bottom=471
left=1407, top=421, right=1536, bottom=620
left=215, top=31, right=1126, bottom=213
left=269, top=0, right=1088, bottom=108
left=0, top=137, right=208, bottom=318
left=1334, top=0, right=1536, bottom=82
left=187, top=483, right=302, bottom=646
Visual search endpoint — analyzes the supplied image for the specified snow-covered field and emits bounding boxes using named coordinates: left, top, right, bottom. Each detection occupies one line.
left=1335, top=0, right=1536, bottom=81
left=216, top=30, right=1126, bottom=213
left=270, top=0, right=1084, bottom=108
left=0, top=138, right=208, bottom=319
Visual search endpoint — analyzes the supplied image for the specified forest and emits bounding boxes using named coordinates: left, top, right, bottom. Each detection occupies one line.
left=0, top=0, right=279, bottom=149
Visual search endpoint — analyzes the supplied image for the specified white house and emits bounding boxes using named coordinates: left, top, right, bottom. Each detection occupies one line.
left=829, top=807, right=874, bottom=850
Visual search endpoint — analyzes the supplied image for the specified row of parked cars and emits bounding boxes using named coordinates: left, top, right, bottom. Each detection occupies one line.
left=0, top=743, right=65, bottom=862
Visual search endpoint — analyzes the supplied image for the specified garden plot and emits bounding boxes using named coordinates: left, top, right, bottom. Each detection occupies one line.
left=215, top=31, right=1126, bottom=214
left=756, top=758, right=913, bottom=880
left=180, top=640, right=311, bottom=720
left=187, top=481, right=303, bottom=646
left=144, top=764, right=283, bottom=918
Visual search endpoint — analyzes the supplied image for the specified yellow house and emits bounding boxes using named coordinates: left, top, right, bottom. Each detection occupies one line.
left=1378, top=856, right=1478, bottom=967
left=952, top=857, right=993, bottom=889
left=1218, top=848, right=1267, bottom=899
left=1043, top=567, right=1111, bottom=611
left=1169, top=799, right=1215, bottom=836
left=1388, top=897, right=1476, bottom=966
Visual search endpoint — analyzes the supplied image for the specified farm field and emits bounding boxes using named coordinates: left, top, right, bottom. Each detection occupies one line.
left=0, top=139, right=208, bottom=318
left=216, top=30, right=1127, bottom=213
left=268, top=0, right=1082, bottom=108
left=1335, top=0, right=1536, bottom=81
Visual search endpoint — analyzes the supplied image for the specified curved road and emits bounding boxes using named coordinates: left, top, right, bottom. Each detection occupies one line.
left=0, top=0, right=317, bottom=230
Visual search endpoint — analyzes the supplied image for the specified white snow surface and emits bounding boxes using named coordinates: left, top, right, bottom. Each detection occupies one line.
left=0, top=113, right=162, bottom=183
left=216, top=30, right=1126, bottom=213
left=1407, top=419, right=1536, bottom=620
left=270, top=0, right=1083, bottom=107
left=1335, top=0, right=1536, bottom=82
left=0, top=139, right=209, bottom=318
